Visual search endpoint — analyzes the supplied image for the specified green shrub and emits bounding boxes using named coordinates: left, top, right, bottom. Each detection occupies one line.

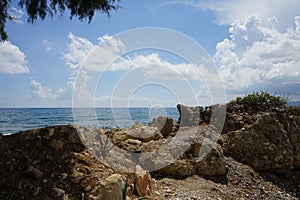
left=231, top=92, right=287, bottom=111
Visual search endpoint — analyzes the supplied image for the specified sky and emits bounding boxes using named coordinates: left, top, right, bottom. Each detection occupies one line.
left=1, top=0, right=300, bottom=107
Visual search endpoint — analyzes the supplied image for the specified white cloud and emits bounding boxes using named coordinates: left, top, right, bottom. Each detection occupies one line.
left=64, top=33, right=216, bottom=81
left=63, top=33, right=126, bottom=71
left=0, top=41, right=29, bottom=74
left=63, top=33, right=95, bottom=70
left=162, top=0, right=300, bottom=31
left=30, top=80, right=57, bottom=99
left=110, top=54, right=199, bottom=79
left=30, top=79, right=69, bottom=99
left=64, top=33, right=213, bottom=80
left=66, top=33, right=225, bottom=106
left=42, top=40, right=53, bottom=51
left=216, top=15, right=300, bottom=95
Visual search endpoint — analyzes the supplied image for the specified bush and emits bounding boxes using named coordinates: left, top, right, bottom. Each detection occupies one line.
left=231, top=92, right=287, bottom=111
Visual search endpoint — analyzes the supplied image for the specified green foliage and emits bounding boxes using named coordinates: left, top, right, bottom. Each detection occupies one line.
left=232, top=92, right=287, bottom=111
left=0, top=0, right=11, bottom=41
left=0, top=0, right=120, bottom=41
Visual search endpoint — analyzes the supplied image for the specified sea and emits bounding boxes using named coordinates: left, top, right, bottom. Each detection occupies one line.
left=0, top=107, right=179, bottom=135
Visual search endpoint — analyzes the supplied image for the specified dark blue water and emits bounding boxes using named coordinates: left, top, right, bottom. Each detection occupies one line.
left=0, top=108, right=179, bottom=135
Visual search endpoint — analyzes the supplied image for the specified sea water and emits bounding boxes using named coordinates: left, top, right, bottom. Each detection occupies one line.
left=0, top=107, right=178, bottom=135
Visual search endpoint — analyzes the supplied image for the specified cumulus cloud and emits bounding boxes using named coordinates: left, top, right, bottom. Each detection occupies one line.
left=0, top=41, right=29, bottom=74
left=64, top=34, right=126, bottom=73
left=63, top=33, right=95, bottom=70
left=216, top=15, right=300, bottom=96
left=30, top=79, right=69, bottom=99
left=66, top=33, right=224, bottom=106
left=161, top=0, right=300, bottom=31
left=64, top=33, right=215, bottom=81
left=30, top=80, right=58, bottom=99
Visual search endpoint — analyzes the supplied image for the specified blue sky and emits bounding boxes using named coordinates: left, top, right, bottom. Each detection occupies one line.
left=1, top=0, right=300, bottom=107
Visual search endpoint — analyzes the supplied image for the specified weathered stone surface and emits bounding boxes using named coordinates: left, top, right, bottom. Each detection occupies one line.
left=1, top=105, right=300, bottom=199
left=152, top=131, right=163, bottom=141
left=154, top=142, right=227, bottom=177
left=67, top=128, right=81, bottom=143
left=195, top=142, right=228, bottom=176
left=126, top=139, right=142, bottom=146
left=135, top=165, right=152, bottom=197
left=50, top=139, right=64, bottom=151
left=177, top=104, right=202, bottom=126
left=151, top=126, right=227, bottom=177
left=149, top=116, right=174, bottom=137
left=90, top=174, right=124, bottom=200
left=42, top=128, right=55, bottom=139
left=111, top=123, right=160, bottom=143
left=223, top=112, right=300, bottom=173
left=176, top=104, right=226, bottom=129
left=157, top=159, right=195, bottom=177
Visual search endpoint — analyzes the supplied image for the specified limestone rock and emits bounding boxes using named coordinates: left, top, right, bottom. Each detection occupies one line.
left=157, top=159, right=195, bottom=177
left=42, top=128, right=55, bottom=139
left=126, top=139, right=142, bottom=146
left=67, top=129, right=81, bottom=143
left=223, top=113, right=300, bottom=173
left=152, top=131, right=163, bottom=141
left=195, top=143, right=228, bottom=176
left=50, top=139, right=64, bottom=151
left=135, top=165, right=152, bottom=197
left=111, top=123, right=160, bottom=143
left=151, top=126, right=227, bottom=177
left=149, top=116, right=174, bottom=137
left=90, top=174, right=125, bottom=200
left=177, top=104, right=202, bottom=126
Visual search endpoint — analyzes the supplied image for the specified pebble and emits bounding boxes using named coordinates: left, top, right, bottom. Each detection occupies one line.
left=27, top=166, right=43, bottom=178
left=33, top=187, right=41, bottom=196
left=164, top=188, right=173, bottom=193
left=161, top=180, right=172, bottom=186
left=52, top=187, right=65, bottom=198
left=84, top=185, right=92, bottom=192
left=60, top=173, right=68, bottom=180
left=126, top=139, right=142, bottom=146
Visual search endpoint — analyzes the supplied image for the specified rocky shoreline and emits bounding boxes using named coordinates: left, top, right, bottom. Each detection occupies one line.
left=0, top=102, right=299, bottom=199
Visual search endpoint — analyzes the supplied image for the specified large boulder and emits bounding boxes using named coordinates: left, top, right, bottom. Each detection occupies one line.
left=177, top=104, right=203, bottom=126
left=222, top=111, right=300, bottom=173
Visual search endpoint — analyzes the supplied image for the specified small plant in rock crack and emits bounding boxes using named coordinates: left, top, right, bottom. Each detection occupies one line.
left=96, top=131, right=115, bottom=159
